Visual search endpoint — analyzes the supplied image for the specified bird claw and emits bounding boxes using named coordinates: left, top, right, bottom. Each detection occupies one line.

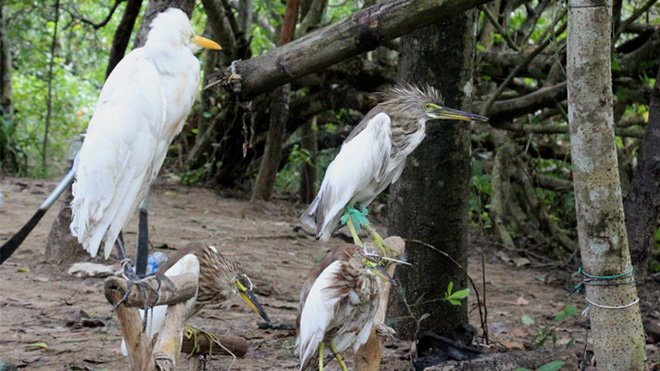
left=112, top=261, right=162, bottom=332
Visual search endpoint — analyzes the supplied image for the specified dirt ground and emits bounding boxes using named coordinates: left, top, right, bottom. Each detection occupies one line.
left=0, top=177, right=658, bottom=370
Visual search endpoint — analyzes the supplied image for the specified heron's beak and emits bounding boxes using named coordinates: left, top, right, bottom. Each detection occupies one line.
left=192, top=35, right=222, bottom=50
left=368, top=264, right=397, bottom=287
left=426, top=104, right=488, bottom=122
left=238, top=289, right=272, bottom=324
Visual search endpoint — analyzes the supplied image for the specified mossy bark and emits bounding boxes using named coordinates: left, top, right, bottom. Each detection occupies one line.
left=567, top=2, right=645, bottom=369
left=387, top=11, right=477, bottom=340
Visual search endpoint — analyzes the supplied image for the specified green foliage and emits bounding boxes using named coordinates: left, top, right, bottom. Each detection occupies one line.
left=443, top=281, right=470, bottom=306
left=531, top=305, right=578, bottom=349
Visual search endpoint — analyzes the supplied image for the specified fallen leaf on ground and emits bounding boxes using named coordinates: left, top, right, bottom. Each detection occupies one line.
left=502, top=341, right=525, bottom=350
left=516, top=296, right=530, bottom=306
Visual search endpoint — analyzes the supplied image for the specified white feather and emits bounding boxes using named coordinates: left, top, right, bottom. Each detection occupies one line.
left=296, top=261, right=343, bottom=369
left=70, top=9, right=202, bottom=258
left=302, top=112, right=392, bottom=241
left=121, top=253, right=200, bottom=356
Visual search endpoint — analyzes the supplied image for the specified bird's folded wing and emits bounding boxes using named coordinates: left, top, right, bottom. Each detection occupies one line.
left=296, top=260, right=345, bottom=368
left=70, top=52, right=164, bottom=259
left=302, top=112, right=392, bottom=240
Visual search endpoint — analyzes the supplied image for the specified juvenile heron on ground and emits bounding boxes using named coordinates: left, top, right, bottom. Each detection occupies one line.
left=122, top=242, right=270, bottom=355
left=296, top=244, right=395, bottom=371
left=301, top=85, right=488, bottom=256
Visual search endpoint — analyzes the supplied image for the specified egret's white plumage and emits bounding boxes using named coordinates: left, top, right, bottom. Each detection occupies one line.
left=70, top=8, right=220, bottom=258
left=302, top=85, right=487, bottom=242
left=296, top=245, right=381, bottom=370
left=121, top=253, right=200, bottom=356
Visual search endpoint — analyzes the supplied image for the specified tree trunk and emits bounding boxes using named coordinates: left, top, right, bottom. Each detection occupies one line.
left=299, top=117, right=317, bottom=203
left=0, top=3, right=11, bottom=117
left=251, top=0, right=299, bottom=201
left=387, top=11, right=477, bottom=340
left=42, top=0, right=60, bottom=172
left=624, top=65, right=660, bottom=277
left=44, top=187, right=87, bottom=265
left=132, top=0, right=195, bottom=49
left=567, top=2, right=645, bottom=369
left=251, top=84, right=291, bottom=200
left=106, top=0, right=143, bottom=77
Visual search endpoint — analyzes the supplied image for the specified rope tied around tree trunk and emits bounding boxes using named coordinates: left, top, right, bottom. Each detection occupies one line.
left=571, top=266, right=639, bottom=316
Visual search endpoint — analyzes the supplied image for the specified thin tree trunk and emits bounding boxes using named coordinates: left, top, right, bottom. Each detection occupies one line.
left=624, top=65, right=660, bottom=278
left=567, top=2, right=645, bottom=369
left=299, top=117, right=317, bottom=203
left=106, top=0, right=143, bottom=77
left=387, top=10, right=477, bottom=340
left=0, top=3, right=11, bottom=116
left=42, top=0, right=60, bottom=172
left=251, top=0, right=299, bottom=201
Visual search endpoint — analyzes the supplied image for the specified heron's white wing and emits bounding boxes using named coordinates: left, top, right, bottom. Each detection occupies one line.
left=71, top=51, right=163, bottom=258
left=301, top=112, right=391, bottom=241
left=121, top=253, right=200, bottom=356
left=296, top=260, right=345, bottom=370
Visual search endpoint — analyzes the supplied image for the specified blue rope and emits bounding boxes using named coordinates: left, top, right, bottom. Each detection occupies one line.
left=572, top=266, right=635, bottom=294
left=340, top=204, right=371, bottom=232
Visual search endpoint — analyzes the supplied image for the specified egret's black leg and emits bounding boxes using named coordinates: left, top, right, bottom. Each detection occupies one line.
left=135, top=196, right=149, bottom=277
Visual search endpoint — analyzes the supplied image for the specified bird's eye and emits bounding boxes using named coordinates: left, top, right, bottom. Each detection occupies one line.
left=423, top=103, right=433, bottom=110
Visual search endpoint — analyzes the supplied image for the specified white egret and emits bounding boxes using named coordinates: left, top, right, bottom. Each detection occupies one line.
left=69, top=8, right=221, bottom=263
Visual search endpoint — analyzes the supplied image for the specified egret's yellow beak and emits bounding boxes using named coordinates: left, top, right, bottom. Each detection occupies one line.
left=192, top=35, right=222, bottom=50
left=426, top=103, right=488, bottom=122
left=235, top=279, right=271, bottom=323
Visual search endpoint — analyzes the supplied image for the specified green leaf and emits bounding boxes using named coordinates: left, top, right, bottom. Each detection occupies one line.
left=450, top=288, right=470, bottom=299
left=447, top=281, right=454, bottom=294
left=448, top=299, right=461, bottom=306
left=522, top=315, right=535, bottom=326
left=538, top=360, right=565, bottom=371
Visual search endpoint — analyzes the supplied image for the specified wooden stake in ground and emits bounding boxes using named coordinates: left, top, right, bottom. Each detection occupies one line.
left=355, top=237, right=405, bottom=371
left=566, top=1, right=645, bottom=369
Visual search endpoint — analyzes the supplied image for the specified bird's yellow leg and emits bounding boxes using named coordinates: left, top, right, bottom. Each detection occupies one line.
left=364, top=224, right=399, bottom=260
left=329, top=339, right=349, bottom=371
left=318, top=342, right=325, bottom=371
left=346, top=215, right=363, bottom=246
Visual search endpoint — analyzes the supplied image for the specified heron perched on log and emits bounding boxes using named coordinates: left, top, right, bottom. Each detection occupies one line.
left=121, top=242, right=270, bottom=355
left=296, top=244, right=395, bottom=371
left=301, top=85, right=487, bottom=257
left=69, top=8, right=221, bottom=277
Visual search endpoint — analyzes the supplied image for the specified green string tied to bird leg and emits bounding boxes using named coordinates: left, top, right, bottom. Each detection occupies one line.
left=340, top=204, right=371, bottom=233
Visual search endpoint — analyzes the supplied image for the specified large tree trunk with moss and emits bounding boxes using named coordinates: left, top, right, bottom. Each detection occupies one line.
left=387, top=11, right=476, bottom=340
left=0, top=4, right=11, bottom=117
left=624, top=65, right=660, bottom=278
left=567, top=2, right=645, bottom=369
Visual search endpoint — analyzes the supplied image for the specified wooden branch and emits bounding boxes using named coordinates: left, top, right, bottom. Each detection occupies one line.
left=484, top=82, right=567, bottom=123
left=104, top=273, right=198, bottom=308
left=106, top=279, right=154, bottom=371
left=67, top=0, right=124, bottom=30
left=181, top=331, right=248, bottom=357
left=478, top=5, right=520, bottom=52
left=480, top=9, right=567, bottom=115
left=355, top=237, right=405, bottom=371
left=153, top=302, right=188, bottom=371
left=208, top=0, right=491, bottom=99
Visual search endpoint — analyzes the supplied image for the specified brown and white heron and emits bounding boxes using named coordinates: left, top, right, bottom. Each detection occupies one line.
left=296, top=244, right=395, bottom=371
left=122, top=242, right=270, bottom=355
left=301, top=85, right=487, bottom=256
